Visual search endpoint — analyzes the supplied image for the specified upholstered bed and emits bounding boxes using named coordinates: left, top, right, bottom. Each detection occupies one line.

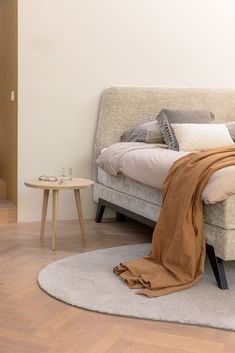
left=93, top=86, right=235, bottom=288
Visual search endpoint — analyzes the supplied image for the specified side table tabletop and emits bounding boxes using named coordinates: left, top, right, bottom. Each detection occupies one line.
left=24, top=178, right=94, bottom=250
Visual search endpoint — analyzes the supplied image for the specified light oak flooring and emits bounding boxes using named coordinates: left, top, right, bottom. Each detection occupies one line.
left=0, top=219, right=235, bottom=352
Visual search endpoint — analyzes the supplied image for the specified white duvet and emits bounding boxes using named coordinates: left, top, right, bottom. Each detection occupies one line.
left=96, top=142, right=235, bottom=204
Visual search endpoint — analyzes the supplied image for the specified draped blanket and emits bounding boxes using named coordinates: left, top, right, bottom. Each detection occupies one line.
left=113, top=146, right=235, bottom=297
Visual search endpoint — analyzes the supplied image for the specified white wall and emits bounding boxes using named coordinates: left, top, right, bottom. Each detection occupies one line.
left=18, top=0, right=235, bottom=222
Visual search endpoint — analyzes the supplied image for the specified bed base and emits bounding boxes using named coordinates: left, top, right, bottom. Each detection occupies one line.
left=95, top=198, right=229, bottom=290
left=95, top=198, right=156, bottom=228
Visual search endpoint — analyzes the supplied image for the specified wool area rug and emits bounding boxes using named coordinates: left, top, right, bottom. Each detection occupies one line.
left=38, top=244, right=235, bottom=331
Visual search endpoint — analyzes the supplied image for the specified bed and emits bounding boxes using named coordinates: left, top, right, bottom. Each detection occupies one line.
left=93, top=86, right=235, bottom=289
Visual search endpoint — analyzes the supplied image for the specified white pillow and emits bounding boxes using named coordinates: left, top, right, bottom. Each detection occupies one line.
left=171, top=123, right=234, bottom=152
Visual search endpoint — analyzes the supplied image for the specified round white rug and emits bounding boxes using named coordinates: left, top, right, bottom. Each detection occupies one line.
left=38, top=244, right=235, bottom=331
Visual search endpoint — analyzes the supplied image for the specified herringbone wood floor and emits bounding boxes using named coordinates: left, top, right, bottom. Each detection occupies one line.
left=0, top=219, right=235, bottom=352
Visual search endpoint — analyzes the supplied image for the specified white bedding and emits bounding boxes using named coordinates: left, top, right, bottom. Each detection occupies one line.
left=96, top=142, right=235, bottom=204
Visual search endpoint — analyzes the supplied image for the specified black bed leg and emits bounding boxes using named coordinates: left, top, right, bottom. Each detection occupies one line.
left=95, top=199, right=106, bottom=223
left=206, top=244, right=229, bottom=290
left=116, top=212, right=127, bottom=222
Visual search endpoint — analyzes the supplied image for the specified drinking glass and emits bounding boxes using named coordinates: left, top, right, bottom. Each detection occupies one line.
left=61, top=167, right=72, bottom=181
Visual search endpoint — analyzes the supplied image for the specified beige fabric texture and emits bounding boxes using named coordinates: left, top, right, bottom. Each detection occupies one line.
left=171, top=123, right=234, bottom=151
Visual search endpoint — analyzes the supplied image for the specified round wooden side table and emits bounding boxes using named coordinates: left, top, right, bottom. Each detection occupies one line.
left=24, top=178, right=94, bottom=250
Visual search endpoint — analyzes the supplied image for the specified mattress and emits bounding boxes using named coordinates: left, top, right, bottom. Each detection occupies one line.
left=98, top=167, right=235, bottom=230
left=97, top=142, right=235, bottom=205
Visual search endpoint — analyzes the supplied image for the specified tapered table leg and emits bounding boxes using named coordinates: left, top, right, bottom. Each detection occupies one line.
left=40, top=189, right=49, bottom=242
left=74, top=189, right=86, bottom=241
left=52, top=190, right=59, bottom=251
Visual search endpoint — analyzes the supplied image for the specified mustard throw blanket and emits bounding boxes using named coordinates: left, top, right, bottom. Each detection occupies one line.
left=113, top=146, right=235, bottom=297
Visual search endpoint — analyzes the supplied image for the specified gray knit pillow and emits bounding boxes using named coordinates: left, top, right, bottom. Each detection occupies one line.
left=157, top=109, right=215, bottom=150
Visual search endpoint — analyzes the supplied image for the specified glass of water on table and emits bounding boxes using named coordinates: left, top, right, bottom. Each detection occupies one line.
left=61, top=167, right=72, bottom=182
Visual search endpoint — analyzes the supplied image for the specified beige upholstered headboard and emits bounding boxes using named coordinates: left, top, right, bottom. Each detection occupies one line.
left=93, top=86, right=235, bottom=179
